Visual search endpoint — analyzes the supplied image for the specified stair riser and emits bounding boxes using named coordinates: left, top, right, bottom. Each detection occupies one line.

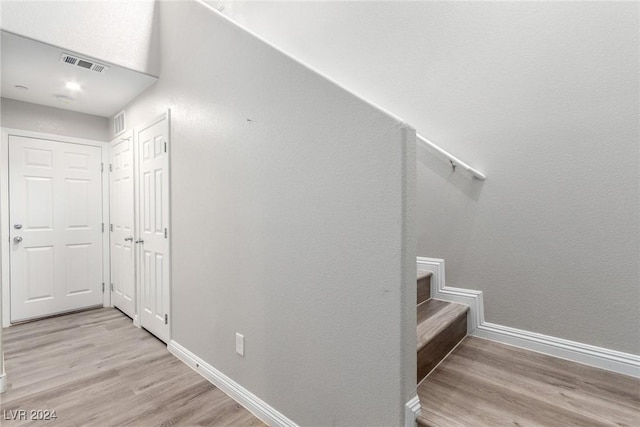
left=417, top=316, right=467, bottom=383
left=417, top=275, right=431, bottom=305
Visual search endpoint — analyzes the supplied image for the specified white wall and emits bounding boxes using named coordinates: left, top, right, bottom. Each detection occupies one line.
left=1, top=98, right=108, bottom=141
left=0, top=0, right=158, bottom=75
left=113, top=1, right=416, bottom=425
left=212, top=1, right=640, bottom=355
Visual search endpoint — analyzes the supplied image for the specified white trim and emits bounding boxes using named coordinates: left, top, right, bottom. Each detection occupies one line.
left=404, top=395, right=421, bottom=427
left=474, top=323, right=640, bottom=378
left=1, top=129, right=10, bottom=328
left=416, top=256, right=640, bottom=378
left=101, top=142, right=111, bottom=308
left=168, top=340, right=298, bottom=427
left=0, top=128, right=109, bottom=327
left=416, top=257, right=482, bottom=333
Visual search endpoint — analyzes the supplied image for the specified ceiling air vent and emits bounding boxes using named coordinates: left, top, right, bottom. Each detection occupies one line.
left=62, top=55, right=77, bottom=65
left=59, top=53, right=109, bottom=74
left=114, top=111, right=126, bottom=136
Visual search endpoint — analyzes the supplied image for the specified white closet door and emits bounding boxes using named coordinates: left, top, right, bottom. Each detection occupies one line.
left=137, top=114, right=170, bottom=342
left=9, top=136, right=103, bottom=322
left=110, top=132, right=136, bottom=318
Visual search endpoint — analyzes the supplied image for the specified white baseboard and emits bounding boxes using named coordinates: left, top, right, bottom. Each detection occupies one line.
left=416, top=257, right=640, bottom=378
left=168, top=340, right=298, bottom=427
left=474, top=323, right=640, bottom=378
left=404, top=395, right=421, bottom=427
left=417, top=257, right=483, bottom=333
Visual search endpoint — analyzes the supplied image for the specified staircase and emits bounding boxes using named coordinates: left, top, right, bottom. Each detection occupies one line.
left=415, top=271, right=469, bottom=426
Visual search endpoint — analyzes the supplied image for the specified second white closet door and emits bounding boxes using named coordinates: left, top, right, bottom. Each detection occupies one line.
left=110, top=132, right=136, bottom=319
left=137, top=114, right=170, bottom=343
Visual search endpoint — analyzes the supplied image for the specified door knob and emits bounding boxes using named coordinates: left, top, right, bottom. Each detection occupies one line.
left=14, top=224, right=22, bottom=230
left=135, top=239, right=144, bottom=244
left=13, top=236, right=22, bottom=243
left=124, top=236, right=134, bottom=242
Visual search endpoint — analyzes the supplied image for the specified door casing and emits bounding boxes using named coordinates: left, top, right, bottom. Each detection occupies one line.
left=1, top=128, right=111, bottom=327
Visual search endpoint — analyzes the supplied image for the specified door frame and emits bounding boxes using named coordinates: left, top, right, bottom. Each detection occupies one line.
left=0, top=128, right=111, bottom=327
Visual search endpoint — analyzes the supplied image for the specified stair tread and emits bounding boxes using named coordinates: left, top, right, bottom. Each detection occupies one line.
left=417, top=299, right=468, bottom=352
left=417, top=270, right=432, bottom=281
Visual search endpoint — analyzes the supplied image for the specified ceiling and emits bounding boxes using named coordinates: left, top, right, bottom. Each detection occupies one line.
left=1, top=31, right=158, bottom=118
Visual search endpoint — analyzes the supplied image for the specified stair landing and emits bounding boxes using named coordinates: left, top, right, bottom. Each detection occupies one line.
left=417, top=336, right=640, bottom=427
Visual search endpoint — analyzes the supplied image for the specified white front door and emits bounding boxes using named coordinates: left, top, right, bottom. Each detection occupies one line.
left=137, top=115, right=170, bottom=342
left=9, top=135, right=103, bottom=322
left=110, top=132, right=136, bottom=318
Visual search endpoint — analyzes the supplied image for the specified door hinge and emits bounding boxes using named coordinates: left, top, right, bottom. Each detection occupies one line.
left=101, top=162, right=104, bottom=172
left=102, top=223, right=105, bottom=233
left=110, top=224, right=113, bottom=232
left=164, top=228, right=168, bottom=239
left=102, top=283, right=105, bottom=293
left=165, top=314, right=168, bottom=325
left=111, top=283, right=114, bottom=292
left=109, top=163, right=113, bottom=172
left=164, top=142, right=167, bottom=153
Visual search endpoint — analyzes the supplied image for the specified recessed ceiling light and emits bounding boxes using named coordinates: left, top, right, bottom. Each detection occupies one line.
left=65, top=82, right=82, bottom=91
left=56, top=95, right=74, bottom=103
left=14, top=85, right=28, bottom=91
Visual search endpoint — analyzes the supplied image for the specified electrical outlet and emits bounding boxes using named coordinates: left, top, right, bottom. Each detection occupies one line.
left=236, top=333, right=244, bottom=356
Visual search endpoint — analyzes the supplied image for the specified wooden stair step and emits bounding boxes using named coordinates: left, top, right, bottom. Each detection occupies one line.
left=417, top=298, right=468, bottom=383
left=417, top=271, right=432, bottom=305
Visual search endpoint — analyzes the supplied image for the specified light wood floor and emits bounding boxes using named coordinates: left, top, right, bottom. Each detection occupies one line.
left=418, top=336, right=640, bottom=427
left=0, top=308, right=265, bottom=427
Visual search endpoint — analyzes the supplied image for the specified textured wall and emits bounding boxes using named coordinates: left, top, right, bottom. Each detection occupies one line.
left=1, top=98, right=108, bottom=141
left=0, top=0, right=158, bottom=75
left=113, top=1, right=416, bottom=424
left=210, top=1, right=640, bottom=355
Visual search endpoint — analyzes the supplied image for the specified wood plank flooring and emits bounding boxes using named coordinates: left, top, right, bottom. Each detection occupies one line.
left=0, top=308, right=266, bottom=427
left=418, top=336, right=640, bottom=427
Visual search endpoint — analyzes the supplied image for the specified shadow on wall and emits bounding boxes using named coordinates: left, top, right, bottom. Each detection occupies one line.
left=416, top=141, right=485, bottom=269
